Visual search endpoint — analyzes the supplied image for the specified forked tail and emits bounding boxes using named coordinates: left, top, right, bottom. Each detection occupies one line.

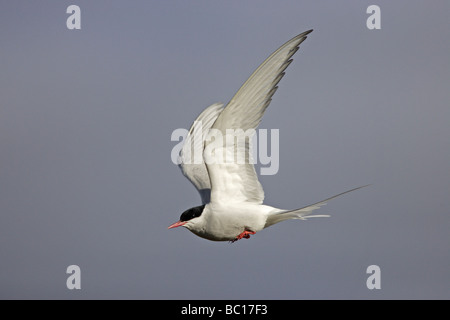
left=264, top=185, right=370, bottom=228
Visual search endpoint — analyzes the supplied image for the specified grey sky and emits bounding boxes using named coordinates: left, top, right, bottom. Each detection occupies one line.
left=1, top=1, right=449, bottom=299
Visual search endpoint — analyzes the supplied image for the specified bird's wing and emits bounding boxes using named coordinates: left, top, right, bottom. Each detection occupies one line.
left=205, top=30, right=313, bottom=205
left=179, top=103, right=224, bottom=204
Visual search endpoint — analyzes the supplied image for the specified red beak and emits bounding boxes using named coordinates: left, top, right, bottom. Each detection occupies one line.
left=168, top=220, right=187, bottom=229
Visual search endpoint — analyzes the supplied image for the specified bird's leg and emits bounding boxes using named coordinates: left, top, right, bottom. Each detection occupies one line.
left=230, top=230, right=256, bottom=243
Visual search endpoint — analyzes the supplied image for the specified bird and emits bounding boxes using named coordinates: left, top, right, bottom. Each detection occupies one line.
left=168, top=30, right=368, bottom=242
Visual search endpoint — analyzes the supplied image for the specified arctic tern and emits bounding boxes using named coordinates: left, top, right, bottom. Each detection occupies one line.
left=168, top=30, right=367, bottom=242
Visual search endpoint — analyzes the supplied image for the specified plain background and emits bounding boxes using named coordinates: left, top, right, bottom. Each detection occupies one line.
left=1, top=0, right=449, bottom=299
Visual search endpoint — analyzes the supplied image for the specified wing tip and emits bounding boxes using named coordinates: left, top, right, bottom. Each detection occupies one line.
left=294, top=29, right=313, bottom=40
left=288, top=29, right=313, bottom=49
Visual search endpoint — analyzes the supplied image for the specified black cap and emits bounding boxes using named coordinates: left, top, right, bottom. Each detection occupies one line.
left=180, top=205, right=205, bottom=222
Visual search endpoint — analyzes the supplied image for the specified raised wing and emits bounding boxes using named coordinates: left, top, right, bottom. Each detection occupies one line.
left=212, top=30, right=312, bottom=131
left=179, top=103, right=224, bottom=204
left=206, top=30, right=313, bottom=205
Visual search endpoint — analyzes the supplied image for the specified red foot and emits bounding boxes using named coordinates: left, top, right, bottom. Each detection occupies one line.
left=230, top=230, right=256, bottom=243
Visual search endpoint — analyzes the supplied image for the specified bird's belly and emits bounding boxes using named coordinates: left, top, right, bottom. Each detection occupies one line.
left=191, top=227, right=239, bottom=242
left=196, top=205, right=268, bottom=241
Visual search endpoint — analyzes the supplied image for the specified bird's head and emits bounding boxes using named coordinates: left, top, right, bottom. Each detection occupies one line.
left=168, top=205, right=205, bottom=231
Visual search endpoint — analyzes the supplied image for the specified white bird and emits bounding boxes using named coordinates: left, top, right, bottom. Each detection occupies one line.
left=168, top=30, right=367, bottom=242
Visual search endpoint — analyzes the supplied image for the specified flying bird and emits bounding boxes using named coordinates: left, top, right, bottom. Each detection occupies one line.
left=168, top=30, right=367, bottom=242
